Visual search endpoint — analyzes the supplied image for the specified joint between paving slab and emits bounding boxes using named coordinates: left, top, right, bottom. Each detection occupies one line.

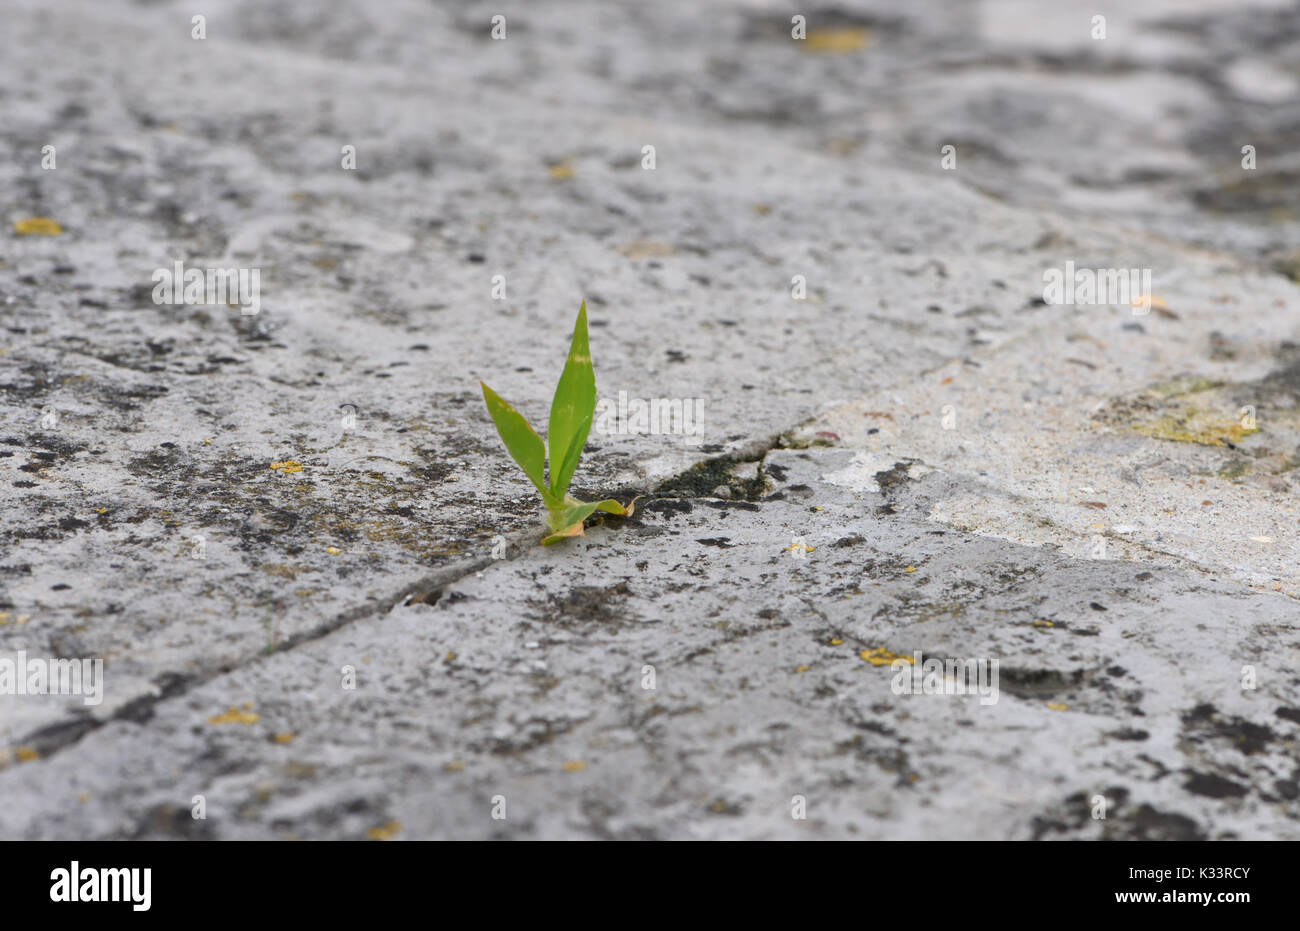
left=8, top=525, right=544, bottom=764
left=4, top=434, right=787, bottom=765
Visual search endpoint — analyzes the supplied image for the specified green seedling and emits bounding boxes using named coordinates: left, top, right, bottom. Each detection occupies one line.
left=481, top=302, right=634, bottom=544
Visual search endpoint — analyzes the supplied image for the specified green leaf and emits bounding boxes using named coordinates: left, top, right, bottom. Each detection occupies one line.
left=481, top=381, right=555, bottom=503
left=561, top=496, right=631, bottom=526
left=541, top=496, right=634, bottom=543
left=546, top=302, right=596, bottom=498
left=541, top=521, right=586, bottom=545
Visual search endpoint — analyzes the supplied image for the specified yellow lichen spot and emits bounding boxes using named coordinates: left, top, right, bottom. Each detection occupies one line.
left=1133, top=413, right=1257, bottom=447
left=905, top=565, right=917, bottom=573
left=95, top=507, right=106, bottom=514
left=1046, top=702, right=1068, bottom=711
left=563, top=760, right=587, bottom=772
left=14, top=217, right=63, bottom=235
left=618, top=240, right=677, bottom=260
left=802, top=28, right=869, bottom=54
left=795, top=664, right=810, bottom=674
left=784, top=542, right=815, bottom=554
left=860, top=647, right=912, bottom=666
left=1034, top=619, right=1054, bottom=628
left=445, top=651, right=457, bottom=661
left=1123, top=382, right=1261, bottom=447
left=1130, top=293, right=1167, bottom=311
left=208, top=706, right=260, bottom=725
left=367, top=820, right=401, bottom=841
left=269, top=460, right=303, bottom=474
left=325, top=546, right=341, bottom=555
left=443, top=760, right=465, bottom=773
left=829, top=638, right=843, bottom=646
left=15, top=746, right=39, bottom=763
left=547, top=160, right=575, bottom=180
left=754, top=203, right=773, bottom=216
left=273, top=733, right=294, bottom=744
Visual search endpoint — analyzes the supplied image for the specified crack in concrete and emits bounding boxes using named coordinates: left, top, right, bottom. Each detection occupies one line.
left=12, top=524, right=544, bottom=762
left=6, top=436, right=793, bottom=764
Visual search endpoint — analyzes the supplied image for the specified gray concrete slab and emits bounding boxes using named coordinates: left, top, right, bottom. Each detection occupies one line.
left=1, top=0, right=1297, bottom=839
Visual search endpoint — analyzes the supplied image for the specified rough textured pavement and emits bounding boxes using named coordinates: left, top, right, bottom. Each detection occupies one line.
left=1, top=0, right=1298, bottom=839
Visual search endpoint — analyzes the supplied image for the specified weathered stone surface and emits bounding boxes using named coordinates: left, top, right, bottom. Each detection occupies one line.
left=1, top=0, right=1297, bottom=839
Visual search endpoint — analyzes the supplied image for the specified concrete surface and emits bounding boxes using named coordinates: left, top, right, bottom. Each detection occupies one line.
left=1, top=0, right=1297, bottom=839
